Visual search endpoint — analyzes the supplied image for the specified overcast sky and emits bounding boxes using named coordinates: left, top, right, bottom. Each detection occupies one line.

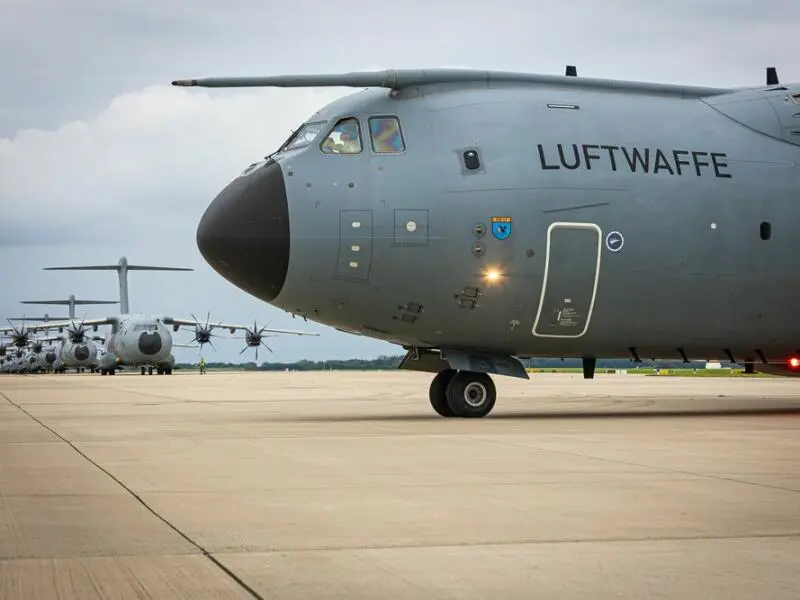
left=1, top=0, right=798, bottom=364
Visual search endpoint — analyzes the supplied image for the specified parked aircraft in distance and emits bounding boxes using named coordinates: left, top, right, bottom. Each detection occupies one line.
left=19, top=295, right=117, bottom=372
left=20, top=256, right=319, bottom=375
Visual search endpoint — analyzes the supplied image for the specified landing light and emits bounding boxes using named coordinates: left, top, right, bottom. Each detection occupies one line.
left=789, top=356, right=800, bottom=370
left=483, top=268, right=503, bottom=283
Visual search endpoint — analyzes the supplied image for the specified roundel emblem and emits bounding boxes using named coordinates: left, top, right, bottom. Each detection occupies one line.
left=605, top=231, right=624, bottom=252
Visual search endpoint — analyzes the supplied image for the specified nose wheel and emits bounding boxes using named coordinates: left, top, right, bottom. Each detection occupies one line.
left=429, top=369, right=497, bottom=418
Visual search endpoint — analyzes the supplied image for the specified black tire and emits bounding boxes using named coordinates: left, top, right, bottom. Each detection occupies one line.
left=429, top=369, right=457, bottom=417
left=445, top=371, right=497, bottom=418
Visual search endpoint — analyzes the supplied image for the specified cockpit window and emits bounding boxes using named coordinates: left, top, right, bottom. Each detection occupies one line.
left=369, top=116, right=405, bottom=153
left=280, top=121, right=327, bottom=152
left=320, top=117, right=362, bottom=154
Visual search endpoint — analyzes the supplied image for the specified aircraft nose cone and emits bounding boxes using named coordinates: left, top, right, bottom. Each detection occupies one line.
left=138, top=332, right=163, bottom=356
left=196, top=159, right=290, bottom=302
left=74, top=345, right=90, bottom=361
left=46, top=352, right=56, bottom=364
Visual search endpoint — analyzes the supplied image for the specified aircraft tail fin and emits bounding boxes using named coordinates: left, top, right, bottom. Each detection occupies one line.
left=41, top=257, right=193, bottom=315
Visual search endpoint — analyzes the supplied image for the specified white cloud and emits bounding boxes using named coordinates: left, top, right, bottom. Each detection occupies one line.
left=0, top=84, right=351, bottom=239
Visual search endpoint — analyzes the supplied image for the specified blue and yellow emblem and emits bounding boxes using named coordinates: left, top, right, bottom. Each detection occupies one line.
left=491, top=216, right=512, bottom=240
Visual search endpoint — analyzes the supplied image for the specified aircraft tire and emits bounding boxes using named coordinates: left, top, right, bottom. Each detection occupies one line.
left=429, top=369, right=457, bottom=417
left=445, top=371, right=496, bottom=418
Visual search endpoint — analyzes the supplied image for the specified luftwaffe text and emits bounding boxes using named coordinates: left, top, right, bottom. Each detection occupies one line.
left=537, top=144, right=732, bottom=178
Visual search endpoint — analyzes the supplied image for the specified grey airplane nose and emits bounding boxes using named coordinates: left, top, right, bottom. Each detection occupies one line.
left=138, top=332, right=163, bottom=356
left=196, top=159, right=289, bottom=302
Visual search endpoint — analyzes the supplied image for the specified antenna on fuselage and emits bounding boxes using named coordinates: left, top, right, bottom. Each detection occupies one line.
left=766, top=66, right=779, bottom=85
left=20, top=294, right=118, bottom=319
left=42, top=257, right=193, bottom=314
left=565, top=65, right=577, bottom=77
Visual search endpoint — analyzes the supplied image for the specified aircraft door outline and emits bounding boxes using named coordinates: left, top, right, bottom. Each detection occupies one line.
left=532, top=222, right=602, bottom=338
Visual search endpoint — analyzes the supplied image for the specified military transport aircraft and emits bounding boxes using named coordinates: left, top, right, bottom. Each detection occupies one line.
left=20, top=295, right=118, bottom=373
left=23, top=256, right=319, bottom=375
left=171, top=65, right=800, bottom=417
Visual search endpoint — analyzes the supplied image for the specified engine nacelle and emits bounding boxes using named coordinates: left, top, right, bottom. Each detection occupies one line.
left=702, top=84, right=800, bottom=147
left=61, top=340, right=99, bottom=367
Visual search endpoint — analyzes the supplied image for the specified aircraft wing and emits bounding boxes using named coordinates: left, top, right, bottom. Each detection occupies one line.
left=163, top=317, right=320, bottom=336
left=11, top=317, right=116, bottom=332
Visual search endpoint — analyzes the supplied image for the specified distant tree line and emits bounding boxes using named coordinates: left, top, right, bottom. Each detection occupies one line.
left=176, top=354, right=740, bottom=371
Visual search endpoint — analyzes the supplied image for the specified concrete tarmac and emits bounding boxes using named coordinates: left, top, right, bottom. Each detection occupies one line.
left=1, top=370, right=799, bottom=599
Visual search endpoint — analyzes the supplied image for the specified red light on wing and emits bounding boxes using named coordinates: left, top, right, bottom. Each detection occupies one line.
left=789, top=357, right=800, bottom=370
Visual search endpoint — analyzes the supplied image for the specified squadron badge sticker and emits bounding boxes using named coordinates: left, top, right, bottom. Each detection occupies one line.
left=491, top=216, right=512, bottom=240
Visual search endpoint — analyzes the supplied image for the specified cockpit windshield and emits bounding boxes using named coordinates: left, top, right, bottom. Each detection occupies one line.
left=279, top=121, right=327, bottom=152
left=320, top=117, right=362, bottom=154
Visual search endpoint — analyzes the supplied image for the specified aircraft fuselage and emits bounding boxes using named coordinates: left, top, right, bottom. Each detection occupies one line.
left=104, top=314, right=174, bottom=368
left=198, top=82, right=800, bottom=365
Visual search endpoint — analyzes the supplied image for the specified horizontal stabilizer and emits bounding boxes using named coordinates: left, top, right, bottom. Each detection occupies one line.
left=20, top=300, right=118, bottom=305
left=172, top=68, right=733, bottom=98
left=7, top=316, right=60, bottom=321
left=126, top=265, right=193, bottom=271
left=44, top=265, right=193, bottom=271
left=43, top=265, right=120, bottom=270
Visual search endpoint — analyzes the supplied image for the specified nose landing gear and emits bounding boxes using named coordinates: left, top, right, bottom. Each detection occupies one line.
left=429, top=369, right=497, bottom=418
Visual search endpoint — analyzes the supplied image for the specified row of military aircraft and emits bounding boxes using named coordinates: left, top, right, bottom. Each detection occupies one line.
left=0, top=256, right=318, bottom=375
